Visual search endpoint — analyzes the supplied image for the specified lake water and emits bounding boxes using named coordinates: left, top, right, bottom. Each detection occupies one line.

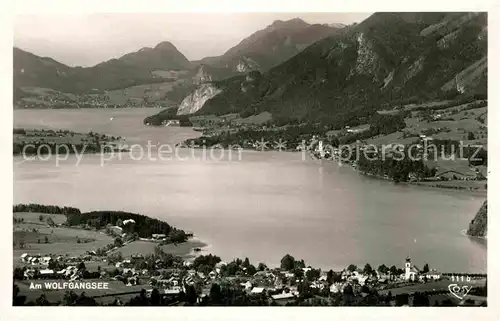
left=13, top=108, right=487, bottom=273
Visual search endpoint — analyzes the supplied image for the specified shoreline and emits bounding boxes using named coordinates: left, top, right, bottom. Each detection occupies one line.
left=160, top=237, right=208, bottom=260
left=462, top=229, right=487, bottom=240
left=321, top=154, right=488, bottom=196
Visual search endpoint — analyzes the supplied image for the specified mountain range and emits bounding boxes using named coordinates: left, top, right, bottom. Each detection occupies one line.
left=14, top=12, right=487, bottom=126
left=14, top=18, right=344, bottom=95
left=14, top=40, right=190, bottom=93
left=193, top=18, right=344, bottom=72
left=188, top=12, right=487, bottom=124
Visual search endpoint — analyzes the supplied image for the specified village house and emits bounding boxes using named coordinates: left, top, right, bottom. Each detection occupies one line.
left=271, top=291, right=296, bottom=305
left=41, top=256, right=53, bottom=265
left=152, top=234, right=166, bottom=240
left=241, top=281, right=253, bottom=291
left=122, top=219, right=135, bottom=225
left=39, top=269, right=55, bottom=279
left=24, top=268, right=35, bottom=279
left=419, top=269, right=442, bottom=281
left=20, top=253, right=28, bottom=262
left=250, top=287, right=265, bottom=295
left=164, top=286, right=183, bottom=296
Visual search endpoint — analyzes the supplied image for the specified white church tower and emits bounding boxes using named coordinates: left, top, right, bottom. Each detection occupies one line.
left=404, top=256, right=412, bottom=280
left=318, top=141, right=324, bottom=158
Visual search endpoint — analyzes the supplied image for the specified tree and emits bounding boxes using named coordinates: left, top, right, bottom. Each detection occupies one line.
left=116, top=219, right=123, bottom=227
left=242, top=257, right=250, bottom=268
left=326, top=269, right=334, bottom=284
left=378, top=264, right=389, bottom=274
left=44, top=236, right=49, bottom=244
left=413, top=292, right=430, bottom=306
left=395, top=293, right=409, bottom=306
left=389, top=265, right=398, bottom=275
left=363, top=263, right=373, bottom=275
left=63, top=291, right=78, bottom=306
left=422, top=263, right=429, bottom=273
left=295, top=259, right=306, bottom=269
left=293, top=268, right=304, bottom=279
left=13, top=285, right=26, bottom=306
left=150, top=288, right=160, bottom=306
left=209, top=283, right=222, bottom=305
left=14, top=267, right=25, bottom=280
left=185, top=284, right=198, bottom=305
left=46, top=217, right=55, bottom=227
left=347, top=264, right=357, bottom=272
left=114, top=237, right=123, bottom=248
left=257, top=262, right=267, bottom=271
left=246, top=264, right=257, bottom=276
left=385, top=291, right=393, bottom=304
left=305, top=269, right=320, bottom=282
left=48, top=260, right=58, bottom=270
left=78, top=261, right=86, bottom=271
left=280, top=254, right=295, bottom=271
left=39, top=215, right=44, bottom=222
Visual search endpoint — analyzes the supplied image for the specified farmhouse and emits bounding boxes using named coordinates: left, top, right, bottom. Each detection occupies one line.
left=250, top=287, right=265, bottom=295
left=419, top=270, right=442, bottom=281
left=39, top=269, right=55, bottom=278
left=123, top=219, right=135, bottom=225
left=20, top=253, right=28, bottom=262
left=271, top=292, right=296, bottom=305
left=152, top=234, right=166, bottom=240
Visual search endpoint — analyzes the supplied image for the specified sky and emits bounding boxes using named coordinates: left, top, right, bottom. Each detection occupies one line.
left=14, top=13, right=372, bottom=67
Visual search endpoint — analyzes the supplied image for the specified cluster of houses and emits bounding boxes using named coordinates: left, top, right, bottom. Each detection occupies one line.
left=20, top=254, right=86, bottom=280
left=18, top=246, right=448, bottom=305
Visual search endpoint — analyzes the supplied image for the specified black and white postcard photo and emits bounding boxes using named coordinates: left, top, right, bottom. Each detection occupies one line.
left=2, top=2, right=496, bottom=321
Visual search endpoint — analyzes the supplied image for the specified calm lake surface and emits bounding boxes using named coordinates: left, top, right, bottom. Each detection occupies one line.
left=14, top=108, right=487, bottom=272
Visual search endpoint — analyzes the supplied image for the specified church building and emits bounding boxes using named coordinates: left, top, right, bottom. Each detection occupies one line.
left=404, top=256, right=420, bottom=281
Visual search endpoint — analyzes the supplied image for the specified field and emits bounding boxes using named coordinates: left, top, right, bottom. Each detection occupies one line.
left=104, top=80, right=187, bottom=106
left=379, top=278, right=486, bottom=296
left=107, top=238, right=207, bottom=259
left=108, top=240, right=158, bottom=257
left=16, top=278, right=152, bottom=304
left=368, top=100, right=487, bottom=147
left=20, top=87, right=77, bottom=100
left=13, top=212, right=114, bottom=262
left=232, top=112, right=273, bottom=125
left=365, top=132, right=418, bottom=146
left=14, top=212, right=67, bottom=225
left=411, top=180, right=487, bottom=192
left=160, top=239, right=207, bottom=259
left=151, top=69, right=189, bottom=78
left=191, top=112, right=273, bottom=127
left=426, top=158, right=486, bottom=175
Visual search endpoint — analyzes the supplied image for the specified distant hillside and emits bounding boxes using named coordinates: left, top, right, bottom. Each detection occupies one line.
left=119, top=41, right=191, bottom=71
left=196, top=18, right=344, bottom=73
left=188, top=12, right=486, bottom=127
left=467, top=201, right=487, bottom=237
left=14, top=42, right=192, bottom=94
